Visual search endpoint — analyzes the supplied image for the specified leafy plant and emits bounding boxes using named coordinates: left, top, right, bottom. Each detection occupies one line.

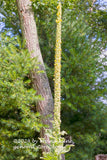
left=0, top=35, right=43, bottom=160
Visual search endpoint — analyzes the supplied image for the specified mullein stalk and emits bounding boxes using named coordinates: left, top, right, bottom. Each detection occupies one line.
left=54, top=1, right=62, bottom=134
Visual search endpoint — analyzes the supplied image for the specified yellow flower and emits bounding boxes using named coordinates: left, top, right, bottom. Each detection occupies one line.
left=54, top=1, right=62, bottom=133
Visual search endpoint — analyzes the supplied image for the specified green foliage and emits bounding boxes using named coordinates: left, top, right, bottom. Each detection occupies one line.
left=0, top=0, right=20, bottom=35
left=0, top=35, right=43, bottom=160
left=61, top=13, right=107, bottom=160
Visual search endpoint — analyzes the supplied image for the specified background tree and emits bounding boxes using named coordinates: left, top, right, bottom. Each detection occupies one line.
left=16, top=0, right=54, bottom=141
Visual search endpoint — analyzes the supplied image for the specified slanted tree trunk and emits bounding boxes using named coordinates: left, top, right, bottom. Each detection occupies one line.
left=16, top=0, right=54, bottom=151
left=16, top=0, right=65, bottom=159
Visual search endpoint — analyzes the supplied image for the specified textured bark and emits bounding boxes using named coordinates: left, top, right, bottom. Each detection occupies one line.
left=16, top=0, right=54, bottom=151
left=95, top=154, right=107, bottom=160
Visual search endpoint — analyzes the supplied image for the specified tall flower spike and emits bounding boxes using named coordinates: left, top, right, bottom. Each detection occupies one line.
left=54, top=1, right=62, bottom=134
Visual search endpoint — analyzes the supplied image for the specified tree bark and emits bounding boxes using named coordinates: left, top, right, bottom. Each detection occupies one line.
left=16, top=0, right=65, bottom=159
left=16, top=0, right=53, bottom=150
left=95, top=154, right=107, bottom=160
